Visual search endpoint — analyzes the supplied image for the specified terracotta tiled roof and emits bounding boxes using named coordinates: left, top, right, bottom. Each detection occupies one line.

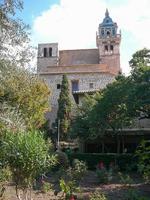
left=59, top=49, right=99, bottom=66
left=39, top=64, right=116, bottom=75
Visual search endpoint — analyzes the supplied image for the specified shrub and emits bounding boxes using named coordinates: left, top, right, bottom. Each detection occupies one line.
left=124, top=189, right=139, bottom=200
left=96, top=161, right=112, bottom=184
left=55, top=150, right=69, bottom=169
left=0, top=130, right=56, bottom=200
left=0, top=167, right=12, bottom=198
left=41, top=181, right=54, bottom=193
left=89, top=191, right=107, bottom=200
left=136, top=140, right=150, bottom=182
left=124, top=188, right=150, bottom=200
left=71, top=159, right=87, bottom=181
left=58, top=159, right=87, bottom=182
left=59, top=178, right=79, bottom=200
left=118, top=172, right=133, bottom=187
left=67, top=153, right=137, bottom=170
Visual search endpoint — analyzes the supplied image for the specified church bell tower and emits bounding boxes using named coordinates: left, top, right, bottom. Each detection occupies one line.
left=96, top=9, right=121, bottom=74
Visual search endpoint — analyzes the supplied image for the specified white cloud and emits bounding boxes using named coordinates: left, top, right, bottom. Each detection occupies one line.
left=32, top=0, right=150, bottom=74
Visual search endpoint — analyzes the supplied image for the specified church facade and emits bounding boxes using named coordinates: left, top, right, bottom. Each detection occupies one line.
left=37, top=9, right=121, bottom=124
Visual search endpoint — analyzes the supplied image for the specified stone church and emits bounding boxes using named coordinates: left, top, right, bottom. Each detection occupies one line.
left=37, top=9, right=150, bottom=153
left=37, top=9, right=121, bottom=124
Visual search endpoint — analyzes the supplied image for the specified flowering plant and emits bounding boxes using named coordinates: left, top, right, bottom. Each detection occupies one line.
left=96, top=161, right=112, bottom=184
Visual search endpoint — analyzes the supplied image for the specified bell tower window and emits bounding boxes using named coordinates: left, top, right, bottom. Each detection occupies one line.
left=49, top=47, right=52, bottom=57
left=43, top=48, right=47, bottom=57
left=107, top=31, right=110, bottom=36
left=104, top=45, right=108, bottom=51
left=112, top=29, right=115, bottom=35
left=110, top=45, right=114, bottom=51
left=101, top=29, right=104, bottom=36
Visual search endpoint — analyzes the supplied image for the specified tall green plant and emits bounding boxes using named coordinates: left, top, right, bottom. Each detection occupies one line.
left=0, top=130, right=56, bottom=200
left=136, top=140, right=150, bottom=182
left=57, top=74, right=72, bottom=139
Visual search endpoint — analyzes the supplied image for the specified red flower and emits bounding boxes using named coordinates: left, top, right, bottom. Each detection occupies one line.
left=98, top=161, right=105, bottom=169
left=70, top=195, right=75, bottom=200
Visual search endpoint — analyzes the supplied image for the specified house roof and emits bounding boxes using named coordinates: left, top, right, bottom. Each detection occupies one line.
left=39, top=63, right=116, bottom=75
left=59, top=49, right=99, bottom=66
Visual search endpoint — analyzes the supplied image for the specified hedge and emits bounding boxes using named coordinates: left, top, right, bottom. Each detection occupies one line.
left=67, top=153, right=138, bottom=170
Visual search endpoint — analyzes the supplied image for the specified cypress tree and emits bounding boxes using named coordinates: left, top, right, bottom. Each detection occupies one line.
left=57, top=74, right=72, bottom=139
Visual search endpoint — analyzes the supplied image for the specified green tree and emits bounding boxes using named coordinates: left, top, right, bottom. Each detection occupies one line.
left=71, top=75, right=135, bottom=153
left=0, top=0, right=33, bottom=66
left=0, top=61, right=50, bottom=130
left=71, top=93, right=99, bottom=139
left=136, top=140, right=150, bottom=182
left=0, top=130, right=56, bottom=200
left=92, top=75, right=132, bottom=132
left=71, top=75, right=132, bottom=143
left=57, top=74, right=72, bottom=140
left=129, top=48, right=150, bottom=70
left=71, top=49, right=150, bottom=147
left=129, top=48, right=150, bottom=119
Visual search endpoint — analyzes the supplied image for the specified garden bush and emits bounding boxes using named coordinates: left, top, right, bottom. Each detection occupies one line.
left=89, top=191, right=108, bottom=200
left=71, top=159, right=87, bottom=181
left=59, top=178, right=79, bottom=200
left=136, top=140, right=150, bottom=182
left=55, top=150, right=69, bottom=169
left=96, top=161, right=112, bottom=183
left=0, top=130, right=56, bottom=200
left=67, top=153, right=137, bottom=170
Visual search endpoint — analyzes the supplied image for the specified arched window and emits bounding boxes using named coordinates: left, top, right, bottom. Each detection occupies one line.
left=107, top=31, right=110, bottom=36
left=101, top=29, right=104, bottom=36
left=112, top=29, right=115, bottom=35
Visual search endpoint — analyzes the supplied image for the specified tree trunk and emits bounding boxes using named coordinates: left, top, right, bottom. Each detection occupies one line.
left=16, top=185, right=22, bottom=200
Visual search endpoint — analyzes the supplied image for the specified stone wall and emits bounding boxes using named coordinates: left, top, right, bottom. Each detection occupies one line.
left=41, top=72, right=115, bottom=124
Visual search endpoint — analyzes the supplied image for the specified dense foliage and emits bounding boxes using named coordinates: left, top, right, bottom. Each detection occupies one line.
left=136, top=140, right=150, bottom=182
left=0, top=130, right=56, bottom=199
left=0, top=0, right=34, bottom=66
left=67, top=153, right=136, bottom=170
left=129, top=48, right=150, bottom=119
left=71, top=48, right=150, bottom=141
left=0, top=61, right=50, bottom=131
left=57, top=74, right=72, bottom=139
left=0, top=2, right=54, bottom=199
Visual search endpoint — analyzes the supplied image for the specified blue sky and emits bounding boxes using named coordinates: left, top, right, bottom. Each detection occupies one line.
left=18, top=0, right=150, bottom=74
left=18, top=0, right=59, bottom=25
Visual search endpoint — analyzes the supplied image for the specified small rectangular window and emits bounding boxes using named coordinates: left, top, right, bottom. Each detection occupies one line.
left=104, top=45, right=108, bottom=51
left=72, top=80, right=79, bottom=92
left=110, top=45, right=114, bottom=51
left=49, top=47, right=52, bottom=57
left=44, top=48, right=47, bottom=57
left=57, top=84, right=61, bottom=89
left=89, top=83, right=94, bottom=89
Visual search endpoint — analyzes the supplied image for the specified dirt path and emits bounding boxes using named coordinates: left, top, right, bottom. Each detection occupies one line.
left=3, top=171, right=150, bottom=200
